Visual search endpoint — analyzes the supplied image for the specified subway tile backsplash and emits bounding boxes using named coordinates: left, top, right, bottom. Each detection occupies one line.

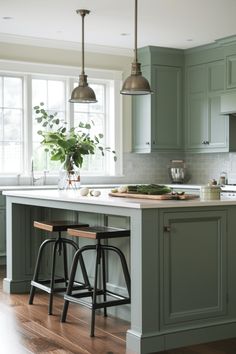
left=123, top=152, right=236, bottom=185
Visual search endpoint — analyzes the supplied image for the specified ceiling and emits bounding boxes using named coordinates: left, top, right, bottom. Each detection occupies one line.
left=1, top=0, right=236, bottom=55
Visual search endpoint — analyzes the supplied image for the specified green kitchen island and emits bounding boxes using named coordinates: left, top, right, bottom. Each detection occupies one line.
left=3, top=189, right=236, bottom=354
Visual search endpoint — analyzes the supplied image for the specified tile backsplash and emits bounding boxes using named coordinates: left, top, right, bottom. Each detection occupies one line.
left=123, top=152, right=236, bottom=186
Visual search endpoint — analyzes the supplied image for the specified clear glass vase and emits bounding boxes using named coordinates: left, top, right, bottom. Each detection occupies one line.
left=58, top=159, right=80, bottom=190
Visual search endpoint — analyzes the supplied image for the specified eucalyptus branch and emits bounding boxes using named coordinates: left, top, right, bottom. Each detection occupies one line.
left=33, top=102, right=116, bottom=170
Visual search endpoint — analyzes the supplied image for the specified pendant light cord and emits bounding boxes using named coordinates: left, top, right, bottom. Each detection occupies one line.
left=81, top=12, right=85, bottom=75
left=134, top=0, right=138, bottom=63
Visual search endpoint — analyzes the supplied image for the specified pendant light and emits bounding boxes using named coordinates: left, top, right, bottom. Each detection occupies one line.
left=69, top=9, right=97, bottom=103
left=120, top=0, right=153, bottom=95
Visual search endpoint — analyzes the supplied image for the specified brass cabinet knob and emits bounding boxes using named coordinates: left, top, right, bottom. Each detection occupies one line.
left=164, top=225, right=171, bottom=232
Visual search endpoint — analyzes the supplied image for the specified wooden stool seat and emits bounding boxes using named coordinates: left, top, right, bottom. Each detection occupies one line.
left=34, top=220, right=88, bottom=232
left=67, top=226, right=130, bottom=239
left=29, top=220, right=90, bottom=315
left=61, top=225, right=131, bottom=336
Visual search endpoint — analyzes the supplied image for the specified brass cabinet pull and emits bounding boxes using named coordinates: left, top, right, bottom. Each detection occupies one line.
left=164, top=225, right=171, bottom=232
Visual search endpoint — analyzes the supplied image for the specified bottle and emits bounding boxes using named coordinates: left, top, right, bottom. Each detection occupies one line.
left=219, top=171, right=228, bottom=186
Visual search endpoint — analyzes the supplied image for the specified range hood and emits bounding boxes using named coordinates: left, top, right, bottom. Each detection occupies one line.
left=221, top=92, right=236, bottom=115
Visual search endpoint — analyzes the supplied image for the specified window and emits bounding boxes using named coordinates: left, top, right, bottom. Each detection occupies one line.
left=0, top=61, right=122, bottom=178
left=0, top=75, right=23, bottom=173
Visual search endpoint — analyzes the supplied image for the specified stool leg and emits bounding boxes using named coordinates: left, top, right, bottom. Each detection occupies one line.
left=29, top=239, right=55, bottom=305
left=61, top=249, right=81, bottom=322
left=101, top=248, right=107, bottom=317
left=48, top=240, right=58, bottom=315
left=62, top=238, right=91, bottom=289
left=103, top=245, right=131, bottom=297
left=62, top=242, right=69, bottom=286
left=91, top=242, right=101, bottom=337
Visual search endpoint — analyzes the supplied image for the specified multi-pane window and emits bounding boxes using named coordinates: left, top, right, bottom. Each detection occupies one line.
left=0, top=76, right=23, bottom=173
left=0, top=67, right=119, bottom=177
left=73, top=83, right=106, bottom=174
left=32, top=78, right=66, bottom=172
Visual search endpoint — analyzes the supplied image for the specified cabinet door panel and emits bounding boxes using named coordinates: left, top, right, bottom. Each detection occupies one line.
left=188, top=65, right=206, bottom=94
left=226, top=55, right=236, bottom=89
left=187, top=93, right=207, bottom=147
left=208, top=95, right=228, bottom=148
left=208, top=61, right=225, bottom=92
left=132, top=95, right=151, bottom=152
left=161, top=210, right=227, bottom=328
left=153, top=66, right=182, bottom=149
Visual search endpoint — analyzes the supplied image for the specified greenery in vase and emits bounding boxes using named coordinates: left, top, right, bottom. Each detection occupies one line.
left=33, top=102, right=116, bottom=171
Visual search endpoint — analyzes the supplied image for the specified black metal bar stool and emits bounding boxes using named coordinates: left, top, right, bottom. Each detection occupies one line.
left=61, top=226, right=131, bottom=337
left=29, top=220, right=91, bottom=315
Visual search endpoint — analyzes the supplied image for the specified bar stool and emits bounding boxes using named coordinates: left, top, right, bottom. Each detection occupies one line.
left=61, top=226, right=131, bottom=337
left=29, top=220, right=91, bottom=315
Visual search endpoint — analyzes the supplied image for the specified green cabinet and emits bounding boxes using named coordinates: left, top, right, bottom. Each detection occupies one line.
left=160, top=209, right=227, bottom=329
left=0, top=196, right=6, bottom=265
left=226, top=54, right=236, bottom=89
left=132, top=47, right=184, bottom=152
left=185, top=60, right=229, bottom=151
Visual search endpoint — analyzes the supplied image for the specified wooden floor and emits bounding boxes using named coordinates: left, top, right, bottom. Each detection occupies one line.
left=1, top=266, right=236, bottom=354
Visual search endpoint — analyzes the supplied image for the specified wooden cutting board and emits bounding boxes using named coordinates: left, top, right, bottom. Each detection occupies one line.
left=109, top=192, right=199, bottom=200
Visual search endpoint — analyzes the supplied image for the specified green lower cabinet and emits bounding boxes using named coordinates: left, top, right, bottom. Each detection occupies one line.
left=160, top=209, right=227, bottom=329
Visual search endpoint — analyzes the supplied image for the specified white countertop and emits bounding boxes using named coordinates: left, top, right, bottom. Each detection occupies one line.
left=3, top=188, right=236, bottom=209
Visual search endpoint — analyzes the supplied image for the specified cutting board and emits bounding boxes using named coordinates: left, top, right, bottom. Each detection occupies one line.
left=109, top=192, right=199, bottom=200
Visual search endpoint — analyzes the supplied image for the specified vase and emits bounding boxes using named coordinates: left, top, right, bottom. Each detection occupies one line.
left=58, top=160, right=80, bottom=190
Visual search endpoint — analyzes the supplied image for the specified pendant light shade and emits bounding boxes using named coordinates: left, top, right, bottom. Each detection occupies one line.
left=120, top=0, right=153, bottom=95
left=69, top=9, right=97, bottom=103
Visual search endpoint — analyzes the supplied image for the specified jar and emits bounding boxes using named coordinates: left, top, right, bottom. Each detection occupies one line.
left=200, top=185, right=221, bottom=200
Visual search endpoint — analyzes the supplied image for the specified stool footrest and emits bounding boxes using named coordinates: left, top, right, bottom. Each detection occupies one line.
left=31, top=280, right=88, bottom=294
left=64, top=290, right=130, bottom=309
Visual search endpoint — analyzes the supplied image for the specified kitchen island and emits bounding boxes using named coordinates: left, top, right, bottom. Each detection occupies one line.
left=3, top=189, right=236, bottom=354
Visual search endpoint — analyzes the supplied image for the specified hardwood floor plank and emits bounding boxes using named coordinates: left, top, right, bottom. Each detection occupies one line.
left=1, top=266, right=236, bottom=354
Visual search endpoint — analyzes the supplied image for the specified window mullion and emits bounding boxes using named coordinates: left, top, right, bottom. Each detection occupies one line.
left=25, top=74, right=33, bottom=175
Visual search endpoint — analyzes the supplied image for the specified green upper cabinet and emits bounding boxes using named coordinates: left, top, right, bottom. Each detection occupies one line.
left=185, top=60, right=230, bottom=152
left=132, top=46, right=184, bottom=153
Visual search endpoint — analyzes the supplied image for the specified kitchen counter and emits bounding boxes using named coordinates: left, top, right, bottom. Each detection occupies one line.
left=2, top=188, right=234, bottom=209
left=3, top=189, right=236, bottom=354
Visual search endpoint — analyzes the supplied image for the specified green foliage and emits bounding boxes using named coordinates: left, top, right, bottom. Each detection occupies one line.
left=33, top=102, right=116, bottom=171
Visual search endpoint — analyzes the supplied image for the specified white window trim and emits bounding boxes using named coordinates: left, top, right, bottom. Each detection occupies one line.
left=0, top=59, right=123, bottom=181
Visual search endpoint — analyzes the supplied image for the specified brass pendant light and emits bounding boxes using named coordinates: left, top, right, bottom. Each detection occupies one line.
left=69, top=9, right=97, bottom=103
left=120, top=0, right=153, bottom=95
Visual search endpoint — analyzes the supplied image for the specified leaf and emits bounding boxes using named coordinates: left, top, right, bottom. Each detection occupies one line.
left=34, top=105, right=40, bottom=109
left=98, top=133, right=104, bottom=139
left=37, top=130, right=43, bottom=135
left=40, top=102, right=44, bottom=106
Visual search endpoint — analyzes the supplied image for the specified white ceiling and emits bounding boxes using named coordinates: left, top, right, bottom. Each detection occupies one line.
left=1, top=0, right=236, bottom=55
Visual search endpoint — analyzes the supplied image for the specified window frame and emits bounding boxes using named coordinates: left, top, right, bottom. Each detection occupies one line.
left=0, top=59, right=123, bottom=178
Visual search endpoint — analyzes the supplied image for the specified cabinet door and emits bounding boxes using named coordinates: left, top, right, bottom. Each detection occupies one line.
left=132, top=67, right=152, bottom=153
left=207, top=61, right=228, bottom=149
left=160, top=210, right=227, bottom=328
left=132, top=65, right=183, bottom=152
left=208, top=95, right=228, bottom=149
left=186, top=61, right=227, bottom=151
left=186, top=65, right=208, bottom=149
left=152, top=66, right=183, bottom=150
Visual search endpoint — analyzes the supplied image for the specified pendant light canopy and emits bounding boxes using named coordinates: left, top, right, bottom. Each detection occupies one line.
left=69, top=9, right=97, bottom=103
left=120, top=0, right=153, bottom=95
